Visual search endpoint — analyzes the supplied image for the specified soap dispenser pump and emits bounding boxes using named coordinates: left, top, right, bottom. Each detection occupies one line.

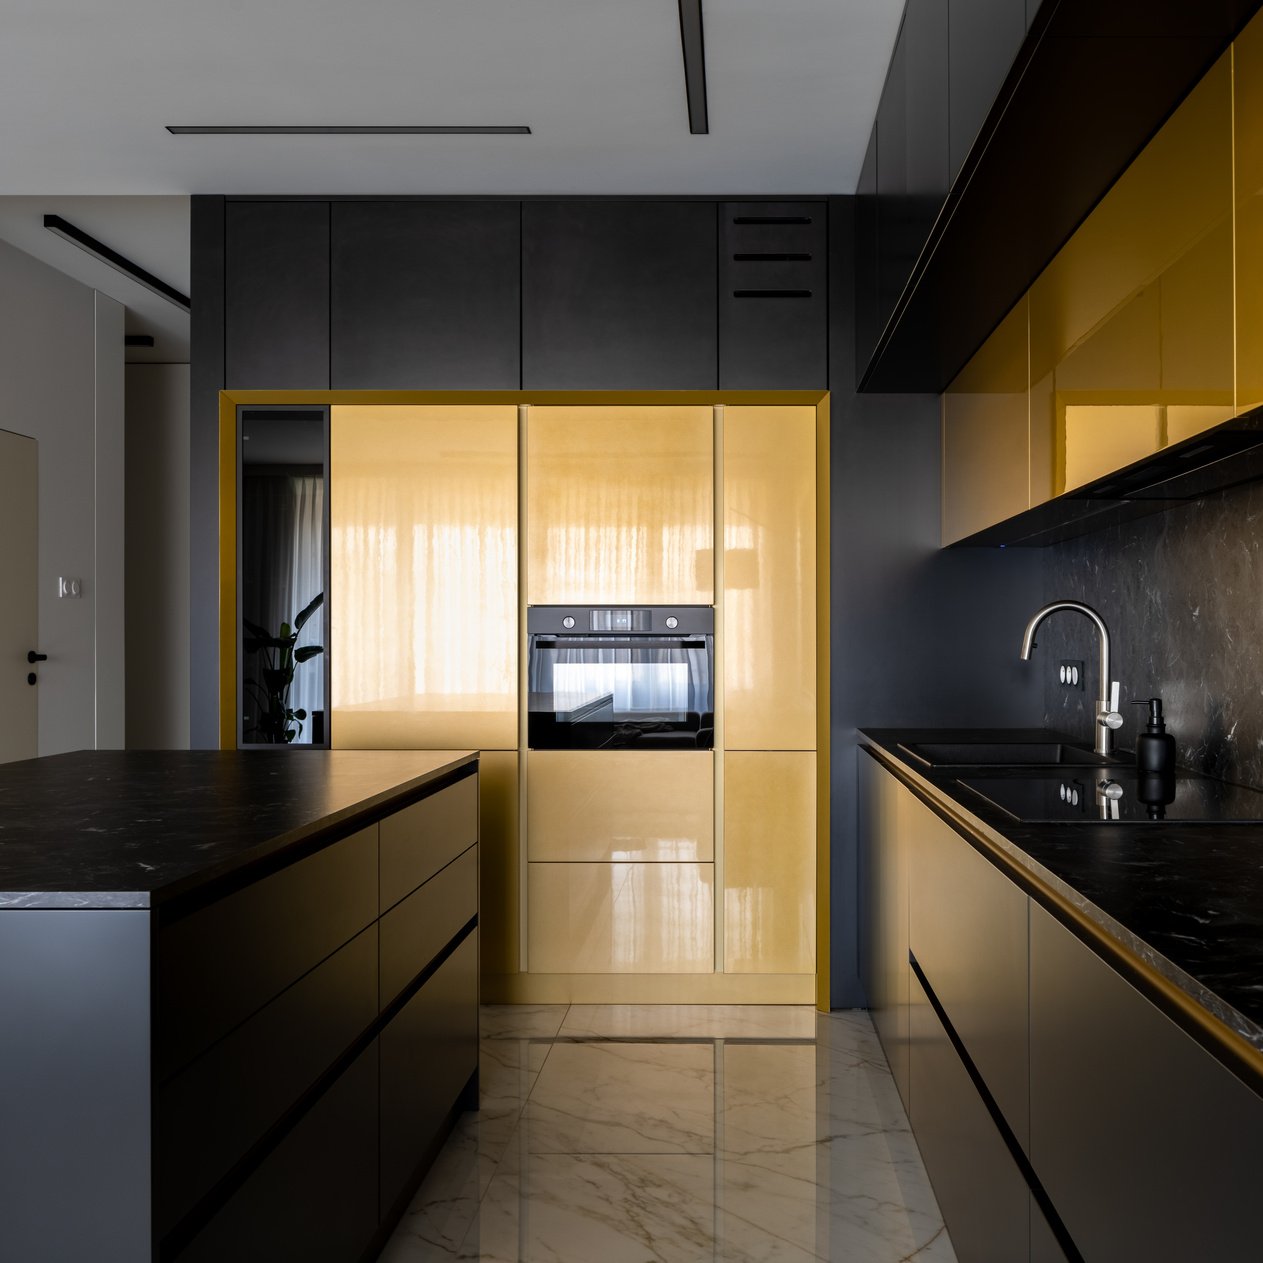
left=1130, top=697, right=1176, bottom=775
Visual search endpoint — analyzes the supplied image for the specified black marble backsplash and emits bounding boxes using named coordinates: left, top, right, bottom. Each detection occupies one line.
left=1039, top=480, right=1263, bottom=789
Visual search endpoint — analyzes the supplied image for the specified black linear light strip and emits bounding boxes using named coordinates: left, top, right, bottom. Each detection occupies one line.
left=43, top=214, right=191, bottom=311
left=166, top=125, right=530, bottom=135
left=677, top=0, right=709, bottom=134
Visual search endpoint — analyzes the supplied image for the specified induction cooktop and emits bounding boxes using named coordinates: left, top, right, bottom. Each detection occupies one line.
left=958, top=768, right=1263, bottom=823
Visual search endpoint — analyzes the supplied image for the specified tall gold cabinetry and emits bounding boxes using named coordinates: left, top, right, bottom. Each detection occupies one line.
left=329, top=404, right=521, bottom=976
left=941, top=49, right=1235, bottom=543
left=1236, top=12, right=1263, bottom=414
left=721, top=407, right=817, bottom=979
left=525, top=405, right=713, bottom=605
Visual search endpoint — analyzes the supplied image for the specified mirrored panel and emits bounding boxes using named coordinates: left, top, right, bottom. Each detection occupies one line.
left=239, top=406, right=329, bottom=746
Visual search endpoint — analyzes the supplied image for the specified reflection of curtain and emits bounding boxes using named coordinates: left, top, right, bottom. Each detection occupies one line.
left=529, top=644, right=711, bottom=715
left=242, top=473, right=324, bottom=741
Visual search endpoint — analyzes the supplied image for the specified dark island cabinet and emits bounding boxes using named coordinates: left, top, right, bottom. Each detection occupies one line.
left=331, top=201, right=521, bottom=389
left=522, top=201, right=718, bottom=388
left=719, top=202, right=827, bottom=388
left=225, top=201, right=331, bottom=390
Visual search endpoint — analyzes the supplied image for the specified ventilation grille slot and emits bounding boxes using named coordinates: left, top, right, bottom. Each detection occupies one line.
left=732, top=252, right=813, bottom=262
left=732, top=289, right=813, bottom=299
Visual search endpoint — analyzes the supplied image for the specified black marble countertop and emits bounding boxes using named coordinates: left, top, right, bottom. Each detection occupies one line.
left=861, top=728, right=1263, bottom=1065
left=0, top=749, right=477, bottom=910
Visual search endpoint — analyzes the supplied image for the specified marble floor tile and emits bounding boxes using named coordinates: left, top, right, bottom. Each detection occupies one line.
left=526, top=1041, right=715, bottom=1154
left=480, top=1003, right=570, bottom=1041
left=559, top=1003, right=816, bottom=1040
left=380, top=1005, right=956, bottom=1263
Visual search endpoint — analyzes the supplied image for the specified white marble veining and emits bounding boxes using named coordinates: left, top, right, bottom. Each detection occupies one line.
left=381, top=1005, right=955, bottom=1263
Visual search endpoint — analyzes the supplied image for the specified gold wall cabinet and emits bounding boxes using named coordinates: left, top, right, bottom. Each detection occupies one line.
left=527, top=862, right=714, bottom=973
left=329, top=404, right=518, bottom=750
left=722, top=406, right=816, bottom=750
left=941, top=298, right=1030, bottom=546
left=942, top=47, right=1234, bottom=542
left=527, top=750, right=713, bottom=863
left=525, top=405, right=714, bottom=605
left=723, top=751, right=816, bottom=974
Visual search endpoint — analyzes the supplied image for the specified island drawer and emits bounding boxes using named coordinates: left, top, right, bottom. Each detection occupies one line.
left=157, top=923, right=378, bottom=1235
left=157, top=823, right=377, bottom=1079
left=380, top=930, right=479, bottom=1221
left=380, top=843, right=478, bottom=1007
left=380, top=771, right=478, bottom=911
left=172, top=1040, right=379, bottom=1263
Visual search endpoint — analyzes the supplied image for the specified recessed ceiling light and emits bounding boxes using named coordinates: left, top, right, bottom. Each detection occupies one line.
left=165, top=125, right=531, bottom=135
left=43, top=214, right=190, bottom=311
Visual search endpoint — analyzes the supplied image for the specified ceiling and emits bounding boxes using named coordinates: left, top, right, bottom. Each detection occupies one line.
left=0, top=0, right=904, bottom=361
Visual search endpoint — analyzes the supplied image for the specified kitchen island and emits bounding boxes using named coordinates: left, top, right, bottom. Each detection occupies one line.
left=0, top=749, right=479, bottom=1263
left=860, top=729, right=1263, bottom=1263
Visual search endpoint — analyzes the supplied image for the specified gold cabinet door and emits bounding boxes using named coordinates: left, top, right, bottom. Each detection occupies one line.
left=722, top=406, right=816, bottom=751
left=723, top=751, right=815, bottom=975
left=330, top=404, right=518, bottom=750
left=528, top=862, right=715, bottom=973
left=525, top=405, right=713, bottom=605
left=527, top=750, right=713, bottom=862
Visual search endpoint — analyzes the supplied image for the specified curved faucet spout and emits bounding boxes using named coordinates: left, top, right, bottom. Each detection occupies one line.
left=1020, top=600, right=1121, bottom=755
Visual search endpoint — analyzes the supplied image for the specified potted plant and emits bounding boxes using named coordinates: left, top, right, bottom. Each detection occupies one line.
left=243, top=592, right=325, bottom=743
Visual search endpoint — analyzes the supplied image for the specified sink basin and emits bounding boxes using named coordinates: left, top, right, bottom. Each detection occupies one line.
left=898, top=741, right=1115, bottom=768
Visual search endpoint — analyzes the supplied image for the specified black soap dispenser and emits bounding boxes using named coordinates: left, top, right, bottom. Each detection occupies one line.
left=1131, top=697, right=1176, bottom=775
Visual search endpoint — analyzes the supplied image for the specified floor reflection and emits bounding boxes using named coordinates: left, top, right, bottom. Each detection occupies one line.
left=380, top=1005, right=955, bottom=1263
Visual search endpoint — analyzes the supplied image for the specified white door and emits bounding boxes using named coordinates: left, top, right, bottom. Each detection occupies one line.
left=0, top=429, right=37, bottom=762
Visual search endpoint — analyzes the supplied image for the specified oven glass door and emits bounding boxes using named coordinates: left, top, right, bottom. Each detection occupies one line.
left=528, top=636, right=714, bottom=750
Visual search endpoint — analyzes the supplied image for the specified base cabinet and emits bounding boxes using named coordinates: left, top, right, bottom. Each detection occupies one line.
left=908, top=968, right=1030, bottom=1263
left=1029, top=903, right=1263, bottom=1263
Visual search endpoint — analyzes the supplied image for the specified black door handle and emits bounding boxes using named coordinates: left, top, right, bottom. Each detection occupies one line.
left=27, top=673, right=37, bottom=686
left=27, top=651, right=47, bottom=663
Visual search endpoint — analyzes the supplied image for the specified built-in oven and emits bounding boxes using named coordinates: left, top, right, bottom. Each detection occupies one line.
left=527, top=606, right=714, bottom=750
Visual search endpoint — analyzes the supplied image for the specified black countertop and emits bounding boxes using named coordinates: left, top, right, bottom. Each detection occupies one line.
left=861, top=728, right=1263, bottom=1071
left=0, top=749, right=477, bottom=910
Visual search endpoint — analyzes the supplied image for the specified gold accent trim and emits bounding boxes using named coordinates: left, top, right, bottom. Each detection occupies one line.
left=713, top=404, right=725, bottom=973
left=218, top=394, right=237, bottom=750
left=517, top=403, right=530, bottom=973
left=864, top=743, right=1263, bottom=1097
left=815, top=395, right=831, bottom=1011
left=481, top=971, right=816, bottom=1005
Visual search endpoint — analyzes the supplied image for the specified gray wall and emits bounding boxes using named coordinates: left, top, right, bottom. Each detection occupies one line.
left=828, top=198, right=1045, bottom=1006
left=1041, top=482, right=1263, bottom=789
left=0, top=238, right=124, bottom=754
left=125, top=364, right=190, bottom=749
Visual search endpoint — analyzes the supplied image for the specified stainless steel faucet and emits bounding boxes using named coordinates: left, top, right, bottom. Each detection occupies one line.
left=1020, top=600, right=1123, bottom=756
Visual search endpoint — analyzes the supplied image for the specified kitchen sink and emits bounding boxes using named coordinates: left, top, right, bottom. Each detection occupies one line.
left=897, top=741, right=1117, bottom=768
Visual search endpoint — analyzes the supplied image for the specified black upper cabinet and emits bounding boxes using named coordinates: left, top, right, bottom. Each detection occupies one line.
left=855, top=128, right=881, bottom=373
left=225, top=202, right=330, bottom=390
left=719, top=202, right=827, bottom=388
left=948, top=0, right=1027, bottom=182
left=522, top=201, right=717, bottom=389
left=331, top=202, right=520, bottom=389
left=905, top=0, right=950, bottom=250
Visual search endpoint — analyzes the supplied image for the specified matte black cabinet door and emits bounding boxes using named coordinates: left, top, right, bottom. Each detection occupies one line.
left=225, top=202, right=330, bottom=389
left=904, top=0, right=950, bottom=255
left=948, top=0, right=1027, bottom=181
left=855, top=128, right=881, bottom=374
left=522, top=201, right=717, bottom=388
left=331, top=202, right=520, bottom=388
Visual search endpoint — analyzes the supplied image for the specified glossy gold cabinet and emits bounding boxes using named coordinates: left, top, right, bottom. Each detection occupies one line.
left=941, top=298, right=1030, bottom=546
left=722, top=406, right=816, bottom=749
left=330, top=404, right=518, bottom=750
left=723, top=751, right=815, bottom=975
left=943, top=47, right=1235, bottom=542
left=525, top=405, right=713, bottom=605
left=527, top=862, right=714, bottom=973
left=527, top=750, right=713, bottom=862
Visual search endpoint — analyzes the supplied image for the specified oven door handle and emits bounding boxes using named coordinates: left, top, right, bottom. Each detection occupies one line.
left=533, top=637, right=708, bottom=651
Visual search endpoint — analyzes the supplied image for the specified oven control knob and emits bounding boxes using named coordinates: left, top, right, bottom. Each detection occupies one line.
left=665, top=616, right=678, bottom=629
left=562, top=616, right=575, bottom=629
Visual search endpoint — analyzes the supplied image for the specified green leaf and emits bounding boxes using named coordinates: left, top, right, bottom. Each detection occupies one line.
left=279, top=622, right=292, bottom=639
left=294, top=591, right=324, bottom=632
left=294, top=645, right=324, bottom=663
left=294, top=709, right=308, bottom=720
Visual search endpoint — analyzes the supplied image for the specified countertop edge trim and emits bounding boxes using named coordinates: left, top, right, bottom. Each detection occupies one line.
left=860, top=742, right=1263, bottom=1100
